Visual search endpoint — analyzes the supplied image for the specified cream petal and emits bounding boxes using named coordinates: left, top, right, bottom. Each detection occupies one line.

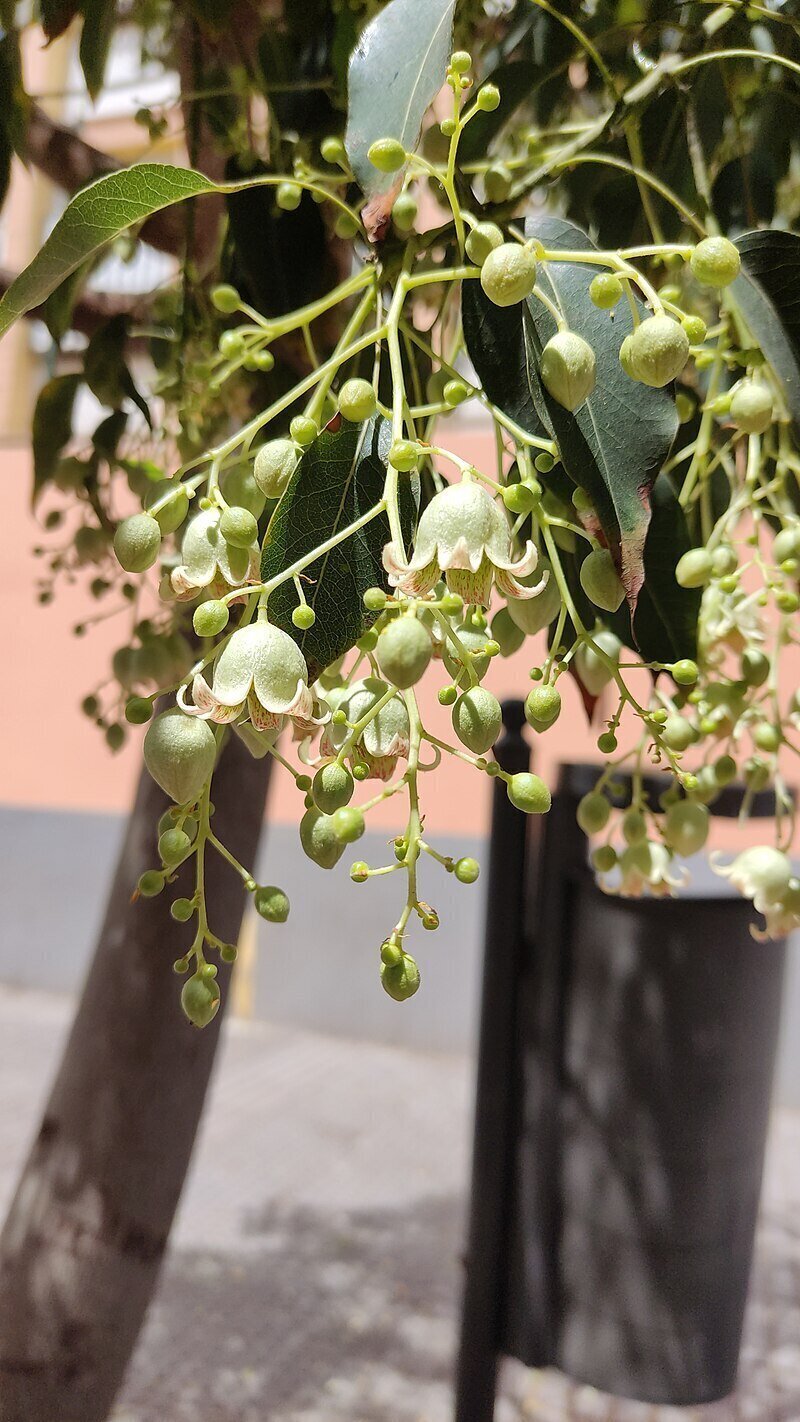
left=445, top=560, right=493, bottom=606
left=438, top=533, right=484, bottom=573
left=495, top=564, right=548, bottom=601
left=247, top=690, right=283, bottom=732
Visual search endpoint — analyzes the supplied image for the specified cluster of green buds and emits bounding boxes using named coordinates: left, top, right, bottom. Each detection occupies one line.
left=36, top=46, right=800, bottom=1028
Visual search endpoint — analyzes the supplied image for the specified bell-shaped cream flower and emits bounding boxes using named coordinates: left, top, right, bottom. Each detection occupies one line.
left=606, top=842, right=686, bottom=899
left=171, top=508, right=259, bottom=600
left=321, top=677, right=410, bottom=780
left=182, top=620, right=320, bottom=732
left=713, top=846, right=794, bottom=936
left=383, top=477, right=542, bottom=607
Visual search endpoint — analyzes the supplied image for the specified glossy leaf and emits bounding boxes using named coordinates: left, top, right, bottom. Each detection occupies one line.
left=461, top=280, right=545, bottom=439
left=0, top=163, right=344, bottom=338
left=40, top=0, right=80, bottom=39
left=79, top=0, right=117, bottom=100
left=31, top=373, right=82, bottom=504
left=345, top=0, right=455, bottom=239
left=605, top=475, right=700, bottom=664
left=733, top=229, right=800, bottom=429
left=261, top=415, right=416, bottom=679
left=522, top=215, right=678, bottom=604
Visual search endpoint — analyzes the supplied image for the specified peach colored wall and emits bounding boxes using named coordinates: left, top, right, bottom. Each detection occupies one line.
left=1, top=436, right=600, bottom=834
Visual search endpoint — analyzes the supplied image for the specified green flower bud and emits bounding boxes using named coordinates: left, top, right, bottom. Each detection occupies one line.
left=507, top=564, right=561, bottom=636
left=754, top=722, right=781, bottom=753
left=138, top=870, right=165, bottom=897
left=105, top=723, right=125, bottom=752
left=392, top=192, right=418, bottom=231
left=690, top=236, right=741, bottom=289
left=730, top=382, right=773, bottom=435
left=145, top=480, right=190, bottom=534
left=220, top=505, right=258, bottom=549
left=299, top=808, right=346, bottom=869
left=622, top=808, right=647, bottom=845
left=438, top=685, right=458, bottom=706
left=741, top=649, right=770, bottom=687
left=626, top=315, right=690, bottom=387
left=221, top=464, right=266, bottom=519
left=714, top=754, right=737, bottom=786
left=367, top=138, right=406, bottom=172
left=452, top=688, right=502, bottom=754
left=125, top=696, right=153, bottom=725
left=483, top=163, right=512, bottom=203
left=254, top=885, right=290, bottom=922
left=502, top=482, right=535, bottom=515
left=381, top=952, right=420, bottom=1002
left=350, top=861, right=370, bottom=883
left=455, top=857, right=480, bottom=884
left=577, top=791, right=610, bottom=835
left=580, top=547, right=624, bottom=612
left=444, top=379, right=468, bottom=407
left=144, top=709, right=217, bottom=805
left=525, top=684, right=561, bottom=731
left=334, top=211, right=359, bottom=239
left=664, top=800, right=709, bottom=857
left=477, top=83, right=500, bottom=111
left=451, top=50, right=471, bottom=74
left=331, top=806, right=365, bottom=844
left=619, top=332, right=636, bottom=378
left=276, top=181, right=302, bottom=211
left=671, top=658, right=698, bottom=686
left=289, top=415, right=318, bottom=447
left=321, top=135, right=348, bottom=166
left=211, top=284, right=240, bottom=314
left=507, top=772, right=551, bottom=815
left=675, top=547, right=713, bottom=588
left=181, top=972, right=221, bottom=1028
left=337, top=378, right=377, bottom=423
left=591, top=843, right=617, bottom=873
left=193, top=600, right=230, bottom=638
left=573, top=630, right=621, bottom=697
left=490, top=607, right=525, bottom=657
left=480, top=243, right=537, bottom=308
left=589, top=273, right=623, bottom=309
left=159, top=827, right=192, bottom=866
left=171, top=897, right=195, bottom=922
left=661, top=714, right=695, bottom=752
left=113, top=514, right=161, bottom=573
left=376, top=617, right=432, bottom=688
left=219, top=329, right=245, bottom=359
left=253, top=438, right=298, bottom=498
left=387, top=439, right=420, bottom=472
left=465, top=222, right=504, bottom=266
left=540, top=331, right=596, bottom=411
left=773, top=527, right=800, bottom=565
left=313, top=762, right=354, bottom=814
left=681, top=314, right=707, bottom=345
left=292, top=604, right=315, bottom=629
left=363, top=587, right=387, bottom=612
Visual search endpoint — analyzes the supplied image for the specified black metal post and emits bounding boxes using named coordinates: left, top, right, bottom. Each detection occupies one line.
left=454, top=700, right=531, bottom=1422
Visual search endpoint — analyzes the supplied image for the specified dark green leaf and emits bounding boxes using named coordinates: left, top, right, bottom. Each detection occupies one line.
left=261, top=415, right=417, bottom=679
left=345, top=0, right=455, bottom=238
left=84, top=314, right=150, bottom=424
left=32, top=373, right=81, bottom=503
left=458, top=60, right=537, bottom=163
left=40, top=261, right=92, bottom=341
left=606, top=475, right=701, bottom=664
left=40, top=0, right=80, bottom=40
left=79, top=0, right=117, bottom=100
left=461, top=280, right=545, bottom=438
left=522, top=214, right=678, bottom=603
left=733, top=229, right=800, bottom=430
left=93, top=408, right=127, bottom=458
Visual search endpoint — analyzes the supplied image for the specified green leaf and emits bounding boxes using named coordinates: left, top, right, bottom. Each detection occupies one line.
left=79, top=0, right=116, bottom=100
left=461, top=279, right=545, bottom=438
left=0, top=164, right=217, bottom=336
left=345, top=0, right=455, bottom=239
left=260, top=415, right=417, bottom=680
left=605, top=475, right=701, bottom=664
left=40, top=0, right=80, bottom=40
left=84, top=314, right=150, bottom=425
left=522, top=214, right=678, bottom=603
left=457, top=60, right=537, bottom=163
left=31, top=373, right=82, bottom=503
left=733, top=229, right=800, bottom=430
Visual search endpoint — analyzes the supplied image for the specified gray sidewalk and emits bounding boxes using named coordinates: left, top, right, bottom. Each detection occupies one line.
left=2, top=985, right=800, bottom=1421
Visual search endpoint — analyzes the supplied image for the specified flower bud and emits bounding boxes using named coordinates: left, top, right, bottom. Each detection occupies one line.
left=577, top=791, right=610, bottom=834
left=507, top=772, right=551, bottom=814
left=376, top=617, right=432, bottom=688
left=465, top=222, right=504, bottom=266
left=253, top=438, right=298, bottom=498
left=181, top=972, right=221, bottom=1028
left=381, top=951, right=420, bottom=1002
left=367, top=137, right=406, bottom=172
left=675, top=547, right=713, bottom=588
left=480, top=243, right=537, bottom=308
left=589, top=273, right=623, bottom=309
left=220, top=506, right=258, bottom=549
left=540, top=331, right=597, bottom=411
left=331, top=806, right=365, bottom=844
left=730, top=382, right=773, bottom=435
left=626, top=315, right=690, bottom=387
left=254, top=885, right=290, bottom=922
left=299, top=808, right=346, bottom=869
left=313, top=762, right=354, bottom=814
left=455, top=857, right=480, bottom=884
left=664, top=801, right=709, bottom=857
left=452, top=688, right=502, bottom=754
left=337, top=378, right=377, bottom=423
left=525, top=684, right=561, bottom=731
left=113, top=514, right=161, bottom=573
left=580, top=547, right=624, bottom=612
left=690, top=236, right=741, bottom=289
left=144, top=709, right=217, bottom=805
left=145, top=480, right=190, bottom=534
